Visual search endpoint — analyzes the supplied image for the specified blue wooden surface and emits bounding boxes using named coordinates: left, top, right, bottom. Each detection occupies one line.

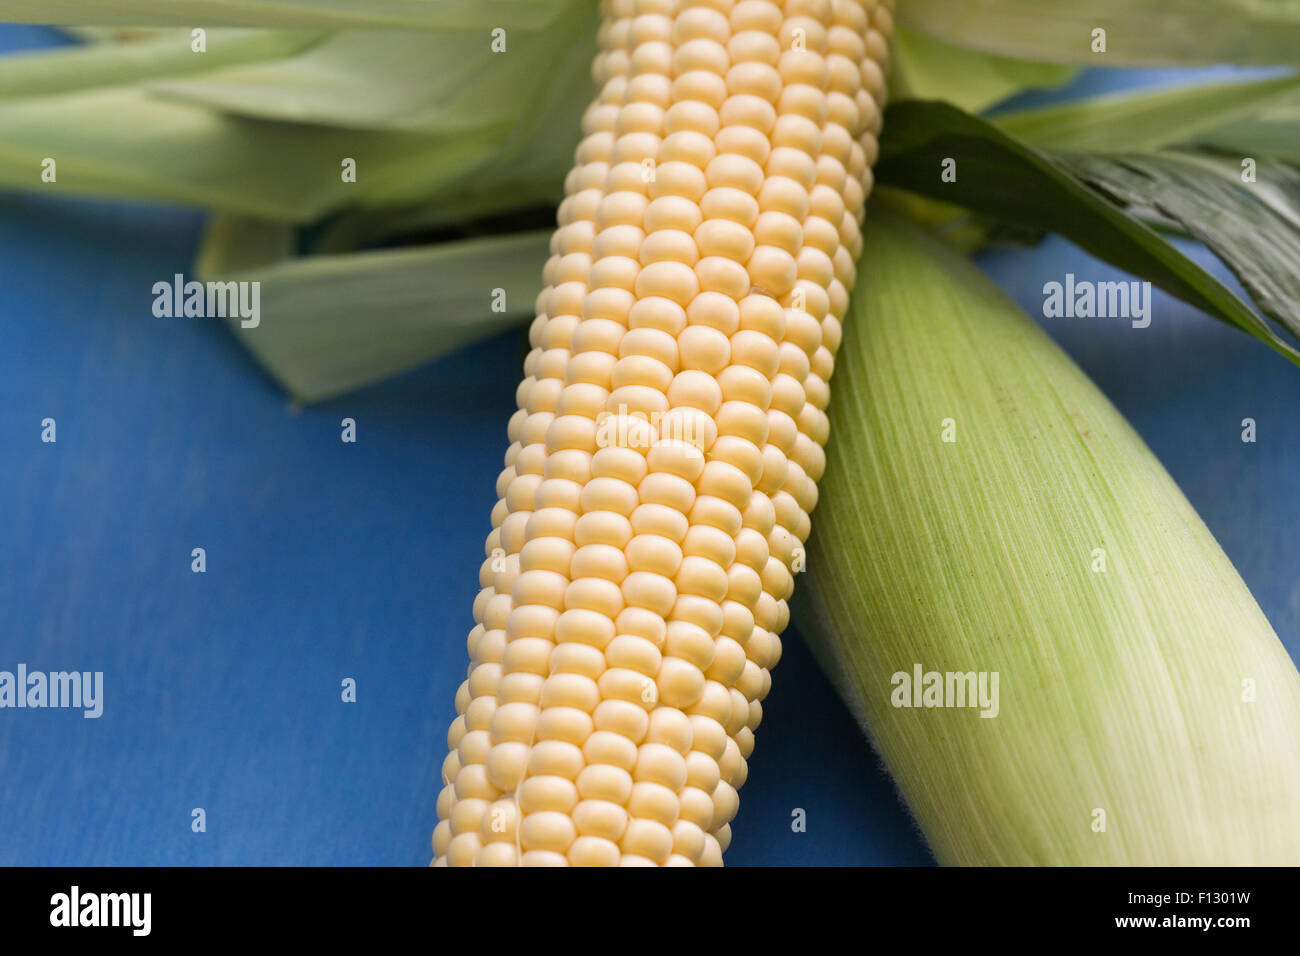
left=0, top=28, right=1295, bottom=866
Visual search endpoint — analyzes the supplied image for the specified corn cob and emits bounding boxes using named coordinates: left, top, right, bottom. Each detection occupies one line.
left=433, top=0, right=894, bottom=866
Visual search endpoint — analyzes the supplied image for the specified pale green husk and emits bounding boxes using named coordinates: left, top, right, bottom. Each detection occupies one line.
left=221, top=230, right=551, bottom=402
left=801, top=212, right=1300, bottom=865
left=899, top=0, right=1300, bottom=67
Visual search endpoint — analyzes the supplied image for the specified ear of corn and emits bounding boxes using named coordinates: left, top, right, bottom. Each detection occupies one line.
left=801, top=212, right=1300, bottom=865
left=432, top=0, right=895, bottom=866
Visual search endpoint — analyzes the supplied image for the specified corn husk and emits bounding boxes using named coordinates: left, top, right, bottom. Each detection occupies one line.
left=800, top=212, right=1300, bottom=865
left=899, top=0, right=1300, bottom=67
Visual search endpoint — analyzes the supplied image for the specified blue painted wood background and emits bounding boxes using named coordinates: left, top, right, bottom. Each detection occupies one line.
left=0, top=26, right=1294, bottom=865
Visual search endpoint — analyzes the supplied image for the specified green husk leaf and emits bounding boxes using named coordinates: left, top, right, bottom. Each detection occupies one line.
left=871, top=185, right=1001, bottom=254
left=147, top=2, right=597, bottom=133
left=225, top=230, right=550, bottom=402
left=0, top=83, right=545, bottom=221
left=1196, top=92, right=1300, bottom=163
left=0, top=85, right=346, bottom=219
left=196, top=213, right=296, bottom=277
left=1059, top=151, right=1300, bottom=344
left=900, top=0, right=1300, bottom=67
left=0, top=29, right=324, bottom=95
left=0, top=15, right=586, bottom=222
left=801, top=211, right=1300, bottom=864
left=889, top=25, right=1075, bottom=114
left=994, top=74, right=1300, bottom=153
left=1170, top=151, right=1300, bottom=229
left=0, top=1, right=570, bottom=30
left=874, top=100, right=1300, bottom=365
